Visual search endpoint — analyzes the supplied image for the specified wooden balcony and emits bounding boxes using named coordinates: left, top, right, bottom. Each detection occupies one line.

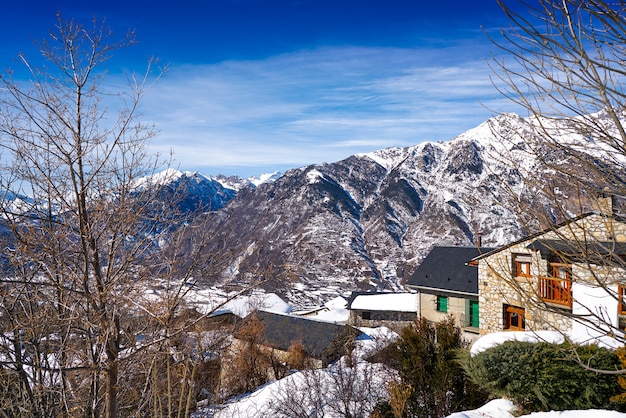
left=539, top=276, right=572, bottom=308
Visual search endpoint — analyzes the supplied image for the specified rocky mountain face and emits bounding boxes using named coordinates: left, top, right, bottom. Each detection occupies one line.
left=151, top=170, right=239, bottom=214
left=174, top=113, right=614, bottom=308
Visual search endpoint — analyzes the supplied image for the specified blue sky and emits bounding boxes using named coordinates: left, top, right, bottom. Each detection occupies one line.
left=1, top=0, right=522, bottom=177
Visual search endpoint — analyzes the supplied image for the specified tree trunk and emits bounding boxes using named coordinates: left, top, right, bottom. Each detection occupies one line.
left=105, top=315, right=121, bottom=418
left=105, top=360, right=118, bottom=418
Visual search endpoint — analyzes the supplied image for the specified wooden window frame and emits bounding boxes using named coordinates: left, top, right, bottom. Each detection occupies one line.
left=514, top=254, right=532, bottom=277
left=504, top=305, right=526, bottom=331
left=550, top=262, right=571, bottom=281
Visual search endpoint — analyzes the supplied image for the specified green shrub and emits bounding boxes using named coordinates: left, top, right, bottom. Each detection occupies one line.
left=392, top=317, right=488, bottom=418
left=464, top=340, right=621, bottom=413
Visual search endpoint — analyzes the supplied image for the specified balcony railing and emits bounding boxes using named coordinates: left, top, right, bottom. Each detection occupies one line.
left=539, top=276, right=572, bottom=308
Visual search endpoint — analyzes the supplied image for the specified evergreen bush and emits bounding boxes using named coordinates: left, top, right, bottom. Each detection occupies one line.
left=463, top=340, right=622, bottom=412
left=391, top=317, right=488, bottom=418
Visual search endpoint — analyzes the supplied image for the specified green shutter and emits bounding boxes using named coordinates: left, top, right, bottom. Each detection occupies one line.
left=437, top=295, right=448, bottom=313
left=469, top=300, right=479, bottom=327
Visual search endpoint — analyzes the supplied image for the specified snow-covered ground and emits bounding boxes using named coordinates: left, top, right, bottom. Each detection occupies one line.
left=448, top=398, right=626, bottom=418
left=193, top=326, right=399, bottom=418
left=197, top=362, right=395, bottom=418
left=192, top=324, right=626, bottom=418
left=470, top=329, right=622, bottom=356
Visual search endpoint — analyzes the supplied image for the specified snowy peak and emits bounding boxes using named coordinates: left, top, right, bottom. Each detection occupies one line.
left=359, top=142, right=448, bottom=173
left=134, top=169, right=238, bottom=213
left=248, top=171, right=282, bottom=187
left=359, top=146, right=414, bottom=171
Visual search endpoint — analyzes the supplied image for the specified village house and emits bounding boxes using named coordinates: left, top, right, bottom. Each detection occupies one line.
left=347, top=292, right=419, bottom=328
left=233, top=310, right=363, bottom=369
left=406, top=246, right=493, bottom=341
left=472, top=195, right=626, bottom=339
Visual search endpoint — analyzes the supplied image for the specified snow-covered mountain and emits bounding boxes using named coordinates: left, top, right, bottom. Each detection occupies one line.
left=0, top=113, right=614, bottom=308
left=154, top=170, right=238, bottom=213
left=165, top=113, right=618, bottom=308
left=136, top=169, right=279, bottom=215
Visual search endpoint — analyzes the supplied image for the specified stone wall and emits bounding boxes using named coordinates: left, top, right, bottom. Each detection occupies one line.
left=478, top=247, right=571, bottom=334
left=348, top=309, right=417, bottom=329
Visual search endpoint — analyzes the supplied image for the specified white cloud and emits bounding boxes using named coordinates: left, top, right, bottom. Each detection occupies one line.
left=135, top=44, right=521, bottom=176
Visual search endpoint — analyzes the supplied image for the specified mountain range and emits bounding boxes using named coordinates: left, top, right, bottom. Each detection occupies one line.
left=157, top=113, right=615, bottom=308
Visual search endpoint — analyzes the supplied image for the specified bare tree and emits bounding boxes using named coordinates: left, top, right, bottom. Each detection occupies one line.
left=267, top=360, right=394, bottom=418
left=480, top=0, right=626, bottom=349
left=0, top=14, right=226, bottom=417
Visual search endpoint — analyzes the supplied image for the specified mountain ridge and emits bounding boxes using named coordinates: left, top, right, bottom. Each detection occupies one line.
left=155, top=113, right=618, bottom=308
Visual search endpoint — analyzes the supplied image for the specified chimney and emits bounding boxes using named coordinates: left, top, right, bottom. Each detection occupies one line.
left=597, top=190, right=615, bottom=216
left=474, top=232, right=482, bottom=248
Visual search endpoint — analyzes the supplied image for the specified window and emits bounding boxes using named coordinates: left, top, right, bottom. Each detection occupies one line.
left=361, top=311, right=371, bottom=320
left=504, top=305, right=525, bottom=330
left=468, top=300, right=479, bottom=328
left=551, top=263, right=571, bottom=281
left=436, top=295, right=448, bottom=313
left=514, top=254, right=532, bottom=277
left=619, top=286, right=626, bottom=315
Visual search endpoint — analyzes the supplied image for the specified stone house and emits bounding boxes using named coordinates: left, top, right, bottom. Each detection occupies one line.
left=347, top=292, right=419, bottom=328
left=472, top=196, right=626, bottom=337
left=406, top=246, right=493, bottom=341
left=232, top=310, right=362, bottom=369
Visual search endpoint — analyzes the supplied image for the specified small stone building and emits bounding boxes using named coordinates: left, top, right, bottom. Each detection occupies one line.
left=347, top=292, right=419, bottom=328
left=473, top=196, right=626, bottom=337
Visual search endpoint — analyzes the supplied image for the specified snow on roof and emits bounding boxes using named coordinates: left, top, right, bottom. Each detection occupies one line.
left=350, top=293, right=418, bottom=312
left=325, top=295, right=348, bottom=310
left=211, top=292, right=291, bottom=318
left=290, top=296, right=350, bottom=323
left=309, top=308, right=350, bottom=324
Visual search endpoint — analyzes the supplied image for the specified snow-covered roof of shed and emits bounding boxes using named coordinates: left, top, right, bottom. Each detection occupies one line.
left=211, top=292, right=291, bottom=318
left=350, top=293, right=418, bottom=312
left=325, top=295, right=348, bottom=309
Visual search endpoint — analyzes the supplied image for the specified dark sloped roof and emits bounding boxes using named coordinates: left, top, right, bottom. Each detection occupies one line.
left=528, top=238, right=626, bottom=258
left=472, top=212, right=604, bottom=262
left=475, top=212, right=626, bottom=261
left=239, top=310, right=360, bottom=358
left=472, top=211, right=626, bottom=263
left=406, top=246, right=493, bottom=295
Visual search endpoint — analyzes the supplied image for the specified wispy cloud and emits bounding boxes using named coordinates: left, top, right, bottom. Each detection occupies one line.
left=138, top=43, right=520, bottom=176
